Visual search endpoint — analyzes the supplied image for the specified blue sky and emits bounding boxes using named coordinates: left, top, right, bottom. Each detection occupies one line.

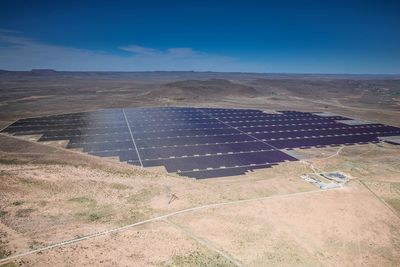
left=0, top=0, right=399, bottom=73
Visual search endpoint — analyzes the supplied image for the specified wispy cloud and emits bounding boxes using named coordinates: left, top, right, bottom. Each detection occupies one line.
left=119, top=45, right=157, bottom=55
left=0, top=31, right=265, bottom=72
left=120, top=46, right=200, bottom=58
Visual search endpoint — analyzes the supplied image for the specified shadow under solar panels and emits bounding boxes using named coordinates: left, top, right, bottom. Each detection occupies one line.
left=2, top=107, right=400, bottom=179
left=139, top=141, right=273, bottom=160
left=142, top=150, right=296, bottom=173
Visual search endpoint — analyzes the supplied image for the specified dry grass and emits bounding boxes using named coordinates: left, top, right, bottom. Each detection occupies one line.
left=160, top=249, right=236, bottom=267
left=0, top=73, right=399, bottom=265
left=386, top=199, right=400, bottom=214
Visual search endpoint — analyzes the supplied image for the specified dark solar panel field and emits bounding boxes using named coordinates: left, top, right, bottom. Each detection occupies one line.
left=2, top=107, right=400, bottom=179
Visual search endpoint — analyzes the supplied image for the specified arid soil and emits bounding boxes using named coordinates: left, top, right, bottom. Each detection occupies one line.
left=0, top=71, right=399, bottom=266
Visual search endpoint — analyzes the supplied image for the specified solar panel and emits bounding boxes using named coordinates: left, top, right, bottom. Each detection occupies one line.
left=2, top=107, right=400, bottom=179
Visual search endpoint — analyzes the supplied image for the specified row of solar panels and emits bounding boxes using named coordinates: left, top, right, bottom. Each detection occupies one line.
left=35, top=126, right=396, bottom=147
left=8, top=114, right=347, bottom=127
left=2, top=107, right=400, bottom=179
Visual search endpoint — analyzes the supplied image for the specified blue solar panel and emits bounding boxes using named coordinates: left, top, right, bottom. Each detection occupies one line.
left=2, top=107, right=400, bottom=179
left=139, top=141, right=273, bottom=160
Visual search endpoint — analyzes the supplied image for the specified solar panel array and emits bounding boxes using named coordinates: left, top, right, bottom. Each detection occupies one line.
left=3, top=107, right=400, bottom=179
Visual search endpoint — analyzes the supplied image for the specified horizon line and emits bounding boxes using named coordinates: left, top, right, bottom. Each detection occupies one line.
left=1, top=69, right=400, bottom=76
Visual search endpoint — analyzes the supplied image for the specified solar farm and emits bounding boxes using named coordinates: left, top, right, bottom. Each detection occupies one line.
left=3, top=107, right=400, bottom=179
left=1, top=72, right=400, bottom=266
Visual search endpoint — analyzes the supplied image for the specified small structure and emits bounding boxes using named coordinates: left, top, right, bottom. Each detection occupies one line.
left=301, top=171, right=349, bottom=189
left=320, top=171, right=349, bottom=183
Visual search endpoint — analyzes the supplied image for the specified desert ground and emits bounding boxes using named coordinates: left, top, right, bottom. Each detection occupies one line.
left=0, top=71, right=399, bottom=266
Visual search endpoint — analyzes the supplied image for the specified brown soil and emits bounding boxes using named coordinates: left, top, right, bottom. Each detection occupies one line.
left=150, top=79, right=261, bottom=100
left=0, top=72, right=399, bottom=266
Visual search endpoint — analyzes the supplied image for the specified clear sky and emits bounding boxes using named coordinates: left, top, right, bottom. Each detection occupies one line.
left=0, top=0, right=399, bottom=73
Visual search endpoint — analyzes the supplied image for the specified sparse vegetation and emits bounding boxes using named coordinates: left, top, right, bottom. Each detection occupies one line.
left=161, top=250, right=235, bottom=267
left=37, top=200, right=47, bottom=207
left=117, top=210, right=149, bottom=226
left=127, top=188, right=159, bottom=204
left=109, top=182, right=132, bottom=190
left=28, top=240, right=43, bottom=250
left=0, top=158, right=20, bottom=165
left=15, top=208, right=34, bottom=217
left=0, top=73, right=400, bottom=265
left=69, top=196, right=113, bottom=222
left=69, top=196, right=96, bottom=205
left=0, top=209, right=7, bottom=218
left=18, top=177, right=58, bottom=192
left=386, top=198, right=400, bottom=214
left=0, top=240, right=12, bottom=259
left=390, top=182, right=400, bottom=193
left=12, top=200, right=24, bottom=206
left=0, top=263, right=18, bottom=267
left=74, top=205, right=113, bottom=222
